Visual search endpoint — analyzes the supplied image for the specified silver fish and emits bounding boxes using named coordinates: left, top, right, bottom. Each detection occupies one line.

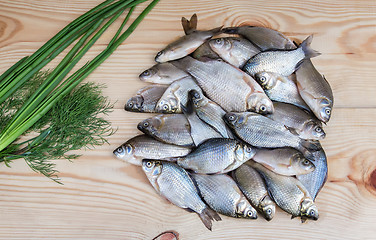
left=155, top=25, right=222, bottom=62
left=254, top=72, right=310, bottom=111
left=142, top=160, right=221, bottom=230
left=181, top=96, right=222, bottom=146
left=155, top=76, right=203, bottom=113
left=209, top=37, right=260, bottom=68
left=243, top=35, right=320, bottom=77
left=297, top=147, right=328, bottom=200
left=181, top=14, right=221, bottom=60
left=172, top=56, right=273, bottom=114
left=174, top=138, right=256, bottom=174
left=222, top=26, right=296, bottom=51
left=267, top=102, right=325, bottom=140
left=232, top=164, right=276, bottom=221
left=252, top=148, right=315, bottom=176
left=296, top=59, right=334, bottom=123
left=191, top=173, right=257, bottom=219
left=139, top=62, right=190, bottom=84
left=124, top=85, right=168, bottom=113
left=224, top=112, right=321, bottom=160
left=249, top=160, right=319, bottom=221
left=137, top=114, right=194, bottom=147
left=113, top=135, right=191, bottom=165
left=189, top=90, right=233, bottom=138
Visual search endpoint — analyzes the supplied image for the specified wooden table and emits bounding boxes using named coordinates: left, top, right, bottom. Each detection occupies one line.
left=1, top=0, right=375, bottom=239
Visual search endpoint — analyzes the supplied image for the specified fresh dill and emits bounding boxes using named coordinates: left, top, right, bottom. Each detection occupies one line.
left=0, top=71, right=115, bottom=183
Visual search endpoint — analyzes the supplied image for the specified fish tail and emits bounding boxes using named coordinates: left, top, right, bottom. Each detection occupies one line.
left=181, top=13, right=197, bottom=35
left=300, top=35, right=321, bottom=59
left=222, top=27, right=239, bottom=35
left=198, top=207, right=221, bottom=230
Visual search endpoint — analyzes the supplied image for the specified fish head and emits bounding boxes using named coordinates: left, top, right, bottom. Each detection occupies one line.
left=242, top=144, right=256, bottom=160
left=246, top=93, right=274, bottom=115
left=137, top=118, right=160, bottom=135
left=113, top=143, right=135, bottom=161
left=156, top=98, right=179, bottom=113
left=294, top=154, right=315, bottom=173
left=260, top=195, right=275, bottom=221
left=139, top=66, right=159, bottom=82
left=209, top=38, right=232, bottom=54
left=142, top=159, right=163, bottom=186
left=317, top=98, right=332, bottom=123
left=124, top=96, right=143, bottom=112
left=300, top=198, right=319, bottom=221
left=254, top=72, right=277, bottom=90
left=301, top=121, right=326, bottom=140
left=236, top=200, right=257, bottom=219
left=223, top=112, right=240, bottom=128
left=189, top=89, right=205, bottom=108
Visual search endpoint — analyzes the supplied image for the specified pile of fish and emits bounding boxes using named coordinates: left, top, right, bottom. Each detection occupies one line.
left=114, top=14, right=333, bottom=230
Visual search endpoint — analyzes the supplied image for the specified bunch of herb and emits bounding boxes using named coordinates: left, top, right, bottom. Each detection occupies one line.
left=0, top=0, right=159, bottom=182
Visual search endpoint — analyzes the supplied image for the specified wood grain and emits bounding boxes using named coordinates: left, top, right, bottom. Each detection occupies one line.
left=0, top=0, right=376, bottom=239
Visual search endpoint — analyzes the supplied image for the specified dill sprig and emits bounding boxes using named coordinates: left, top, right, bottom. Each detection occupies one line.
left=0, top=71, right=114, bottom=183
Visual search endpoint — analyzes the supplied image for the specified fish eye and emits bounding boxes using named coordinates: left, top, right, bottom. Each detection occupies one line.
left=247, top=211, right=253, bottom=218
left=325, top=108, right=331, bottom=115
left=143, top=122, right=149, bottom=127
left=193, top=92, right=200, bottom=99
left=310, top=210, right=316, bottom=216
left=245, top=146, right=252, bottom=153
left=228, top=115, right=235, bottom=121
left=215, top=38, right=222, bottom=45
left=156, top=51, right=163, bottom=57
left=259, top=76, right=267, bottom=82
left=146, top=161, right=153, bottom=168
left=141, top=70, right=151, bottom=77
left=303, top=159, right=311, bottom=166
left=162, top=104, right=169, bottom=111
left=128, top=102, right=133, bottom=107
left=315, top=126, right=322, bottom=133
left=260, top=105, right=267, bottom=112
left=116, top=147, right=123, bottom=153
left=266, top=209, right=272, bottom=215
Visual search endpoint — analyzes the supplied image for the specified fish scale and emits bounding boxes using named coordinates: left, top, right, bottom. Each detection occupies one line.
left=251, top=162, right=307, bottom=217
left=172, top=56, right=266, bottom=112
left=234, top=164, right=268, bottom=204
left=192, top=174, right=255, bottom=218
left=138, top=114, right=194, bottom=146
left=232, top=113, right=301, bottom=149
left=157, top=162, right=205, bottom=211
left=176, top=138, right=255, bottom=174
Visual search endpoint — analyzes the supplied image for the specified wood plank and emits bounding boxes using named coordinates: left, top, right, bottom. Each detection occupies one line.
left=0, top=0, right=375, bottom=54
left=1, top=108, right=376, bottom=239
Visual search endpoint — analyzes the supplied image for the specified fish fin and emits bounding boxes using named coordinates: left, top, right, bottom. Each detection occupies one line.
left=301, top=217, right=308, bottom=223
left=222, top=26, right=239, bottom=35
left=284, top=125, right=299, bottom=136
left=276, top=75, right=288, bottom=83
left=291, top=215, right=296, bottom=219
left=300, top=35, right=321, bottom=59
left=198, top=207, right=222, bottom=231
left=181, top=17, right=191, bottom=35
left=180, top=98, right=194, bottom=115
left=184, top=208, right=195, bottom=213
left=209, top=26, right=224, bottom=35
left=189, top=14, right=198, bottom=31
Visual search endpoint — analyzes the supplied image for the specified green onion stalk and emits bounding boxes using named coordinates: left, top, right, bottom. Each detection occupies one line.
left=0, top=0, right=159, bottom=182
